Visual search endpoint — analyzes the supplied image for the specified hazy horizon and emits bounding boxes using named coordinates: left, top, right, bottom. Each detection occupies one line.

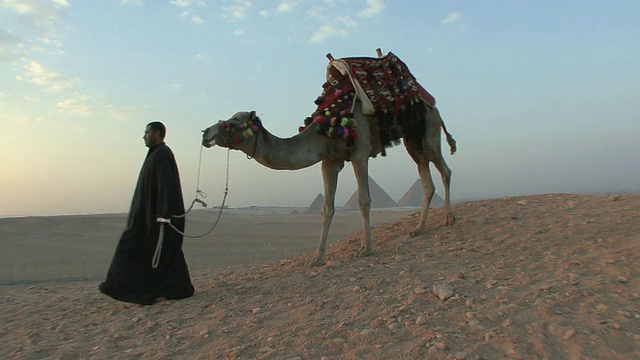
left=2, top=1, right=639, bottom=217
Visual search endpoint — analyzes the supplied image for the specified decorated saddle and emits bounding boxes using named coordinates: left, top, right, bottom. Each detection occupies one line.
left=300, top=51, right=436, bottom=152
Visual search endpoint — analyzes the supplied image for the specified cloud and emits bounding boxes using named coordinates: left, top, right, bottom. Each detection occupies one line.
left=233, top=29, right=245, bottom=36
left=178, top=9, right=204, bottom=24
left=276, top=1, right=296, bottom=13
left=170, top=0, right=206, bottom=7
left=56, top=93, right=94, bottom=116
left=308, top=15, right=357, bottom=43
left=16, top=60, right=77, bottom=92
left=191, top=14, right=204, bottom=24
left=117, top=0, right=143, bottom=5
left=357, top=0, right=385, bottom=18
left=441, top=12, right=462, bottom=24
left=309, top=23, right=344, bottom=43
left=0, top=29, right=24, bottom=61
left=108, top=105, right=149, bottom=121
left=0, top=0, right=69, bottom=61
left=0, top=0, right=69, bottom=27
left=222, top=0, right=252, bottom=20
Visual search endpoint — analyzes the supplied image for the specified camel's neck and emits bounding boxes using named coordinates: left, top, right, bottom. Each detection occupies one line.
left=240, top=126, right=327, bottom=170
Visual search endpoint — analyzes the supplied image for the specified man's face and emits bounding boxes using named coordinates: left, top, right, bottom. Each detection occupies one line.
left=143, top=126, right=161, bottom=147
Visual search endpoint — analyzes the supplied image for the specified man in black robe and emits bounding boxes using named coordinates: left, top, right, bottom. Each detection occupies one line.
left=99, top=121, right=194, bottom=305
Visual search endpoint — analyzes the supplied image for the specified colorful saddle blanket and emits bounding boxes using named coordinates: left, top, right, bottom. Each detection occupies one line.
left=300, top=52, right=435, bottom=145
left=332, top=52, right=435, bottom=115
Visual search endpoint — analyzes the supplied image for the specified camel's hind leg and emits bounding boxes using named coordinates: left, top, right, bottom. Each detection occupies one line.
left=351, top=158, right=374, bottom=257
left=433, top=156, right=455, bottom=226
left=309, top=159, right=344, bottom=267
left=411, top=159, right=437, bottom=237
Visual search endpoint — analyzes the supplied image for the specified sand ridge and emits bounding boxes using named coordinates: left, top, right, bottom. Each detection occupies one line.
left=1, top=193, right=639, bottom=359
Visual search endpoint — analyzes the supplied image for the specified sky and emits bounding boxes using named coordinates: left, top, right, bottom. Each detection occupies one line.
left=1, top=0, right=639, bottom=217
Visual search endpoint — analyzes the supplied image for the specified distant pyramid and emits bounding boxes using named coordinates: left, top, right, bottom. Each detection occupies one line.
left=304, top=193, right=325, bottom=214
left=397, top=179, right=444, bottom=207
left=343, top=176, right=398, bottom=210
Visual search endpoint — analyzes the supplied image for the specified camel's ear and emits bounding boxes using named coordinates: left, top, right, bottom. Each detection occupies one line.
left=249, top=111, right=256, bottom=120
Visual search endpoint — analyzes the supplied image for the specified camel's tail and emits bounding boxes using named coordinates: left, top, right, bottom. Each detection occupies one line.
left=441, top=120, right=457, bottom=155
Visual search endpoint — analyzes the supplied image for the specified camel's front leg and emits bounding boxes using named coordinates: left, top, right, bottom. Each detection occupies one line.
left=352, top=159, right=373, bottom=257
left=309, top=159, right=344, bottom=267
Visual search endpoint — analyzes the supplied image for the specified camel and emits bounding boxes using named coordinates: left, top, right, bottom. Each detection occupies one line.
left=202, top=52, right=457, bottom=267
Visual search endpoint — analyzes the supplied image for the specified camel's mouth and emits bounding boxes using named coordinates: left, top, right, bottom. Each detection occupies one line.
left=202, top=138, right=216, bottom=148
left=201, top=126, right=218, bottom=148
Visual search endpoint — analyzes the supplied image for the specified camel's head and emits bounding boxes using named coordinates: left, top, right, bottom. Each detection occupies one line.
left=202, top=111, right=262, bottom=149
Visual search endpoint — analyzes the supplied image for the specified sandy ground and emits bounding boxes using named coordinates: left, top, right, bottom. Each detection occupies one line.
left=1, top=193, right=639, bottom=359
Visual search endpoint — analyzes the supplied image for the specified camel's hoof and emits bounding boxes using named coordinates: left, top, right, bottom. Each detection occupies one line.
left=446, top=214, right=456, bottom=226
left=354, top=248, right=373, bottom=258
left=308, top=257, right=325, bottom=267
left=408, top=229, right=421, bottom=238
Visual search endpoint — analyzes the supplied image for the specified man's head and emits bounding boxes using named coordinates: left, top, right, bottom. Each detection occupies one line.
left=144, top=121, right=166, bottom=148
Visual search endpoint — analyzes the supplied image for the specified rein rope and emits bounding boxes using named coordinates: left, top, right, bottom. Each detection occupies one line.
left=152, top=145, right=231, bottom=268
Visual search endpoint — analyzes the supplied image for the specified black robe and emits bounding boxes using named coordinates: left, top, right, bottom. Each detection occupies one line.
left=99, top=142, right=194, bottom=305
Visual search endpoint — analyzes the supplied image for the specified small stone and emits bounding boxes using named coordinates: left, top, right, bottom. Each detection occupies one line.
left=612, top=322, right=622, bottom=330
left=433, top=284, right=454, bottom=301
left=252, top=308, right=263, bottom=314
left=227, top=349, right=240, bottom=358
left=434, top=342, right=447, bottom=350
left=484, top=332, right=492, bottom=341
left=415, top=288, right=428, bottom=295
left=387, top=322, right=400, bottom=331
left=416, top=316, right=427, bottom=325
left=563, top=328, right=576, bottom=340
left=617, top=276, right=629, bottom=283
left=465, top=299, right=473, bottom=308
left=131, top=316, right=141, bottom=323
left=465, top=312, right=476, bottom=319
left=502, top=318, right=512, bottom=327
left=596, top=304, right=608, bottom=311
left=352, top=286, right=362, bottom=292
left=360, top=329, right=372, bottom=335
left=455, top=352, right=469, bottom=359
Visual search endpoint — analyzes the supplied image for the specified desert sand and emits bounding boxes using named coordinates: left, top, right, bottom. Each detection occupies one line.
left=1, top=193, right=639, bottom=359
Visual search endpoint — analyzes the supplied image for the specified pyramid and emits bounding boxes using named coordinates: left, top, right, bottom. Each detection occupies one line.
left=343, top=176, right=398, bottom=210
left=397, top=179, right=444, bottom=207
left=304, top=193, right=325, bottom=214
